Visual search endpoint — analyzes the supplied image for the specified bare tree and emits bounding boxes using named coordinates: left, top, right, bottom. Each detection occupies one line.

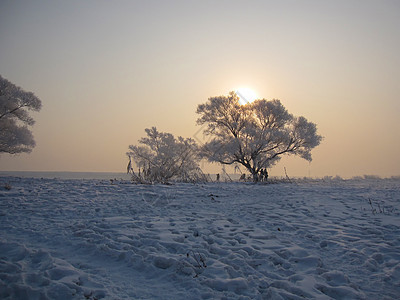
left=0, top=75, right=42, bottom=154
left=196, top=92, right=322, bottom=181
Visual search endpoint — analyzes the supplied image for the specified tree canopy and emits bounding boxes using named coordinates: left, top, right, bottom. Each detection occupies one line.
left=196, top=92, right=322, bottom=179
left=0, top=75, right=42, bottom=154
left=127, top=127, right=205, bottom=183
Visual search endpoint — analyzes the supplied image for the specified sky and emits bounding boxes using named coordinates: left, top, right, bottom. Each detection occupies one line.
left=0, top=0, right=399, bottom=178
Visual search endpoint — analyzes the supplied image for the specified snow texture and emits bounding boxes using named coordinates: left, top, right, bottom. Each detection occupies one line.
left=0, top=177, right=399, bottom=299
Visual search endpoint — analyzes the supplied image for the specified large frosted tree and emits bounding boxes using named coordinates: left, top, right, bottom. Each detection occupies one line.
left=196, top=92, right=322, bottom=180
left=0, top=75, right=42, bottom=154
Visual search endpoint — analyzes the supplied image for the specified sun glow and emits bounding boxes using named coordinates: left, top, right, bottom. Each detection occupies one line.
left=235, top=88, right=258, bottom=105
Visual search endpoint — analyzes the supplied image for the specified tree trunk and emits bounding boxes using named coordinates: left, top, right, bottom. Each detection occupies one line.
left=248, top=166, right=258, bottom=182
left=252, top=173, right=259, bottom=182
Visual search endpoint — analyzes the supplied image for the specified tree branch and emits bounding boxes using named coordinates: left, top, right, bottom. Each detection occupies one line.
left=0, top=103, right=28, bottom=120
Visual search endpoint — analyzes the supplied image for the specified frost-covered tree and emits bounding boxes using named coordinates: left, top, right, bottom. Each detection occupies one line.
left=0, top=75, right=42, bottom=154
left=127, top=127, right=205, bottom=183
left=196, top=92, right=322, bottom=181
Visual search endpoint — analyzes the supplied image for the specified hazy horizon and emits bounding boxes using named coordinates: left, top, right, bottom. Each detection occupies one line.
left=1, top=0, right=399, bottom=178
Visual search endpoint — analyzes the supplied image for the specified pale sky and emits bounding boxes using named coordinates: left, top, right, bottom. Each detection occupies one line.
left=1, top=0, right=399, bottom=178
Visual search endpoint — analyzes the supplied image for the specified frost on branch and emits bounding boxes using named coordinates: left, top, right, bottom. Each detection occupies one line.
left=196, top=92, right=322, bottom=180
left=0, top=75, right=42, bottom=154
left=127, top=127, right=207, bottom=183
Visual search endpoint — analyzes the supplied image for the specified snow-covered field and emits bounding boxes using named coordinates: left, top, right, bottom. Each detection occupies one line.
left=1, top=176, right=399, bottom=299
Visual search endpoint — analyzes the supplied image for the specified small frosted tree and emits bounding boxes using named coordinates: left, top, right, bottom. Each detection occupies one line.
left=0, top=75, right=42, bottom=154
left=196, top=92, right=322, bottom=181
left=127, top=127, right=205, bottom=183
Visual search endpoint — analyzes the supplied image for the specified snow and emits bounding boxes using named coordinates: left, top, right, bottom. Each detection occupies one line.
left=0, top=176, right=399, bottom=299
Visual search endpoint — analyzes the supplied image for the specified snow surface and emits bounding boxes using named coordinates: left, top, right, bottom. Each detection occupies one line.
left=0, top=177, right=399, bottom=299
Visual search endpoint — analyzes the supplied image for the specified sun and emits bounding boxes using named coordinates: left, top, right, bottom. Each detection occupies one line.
left=235, top=88, right=258, bottom=105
